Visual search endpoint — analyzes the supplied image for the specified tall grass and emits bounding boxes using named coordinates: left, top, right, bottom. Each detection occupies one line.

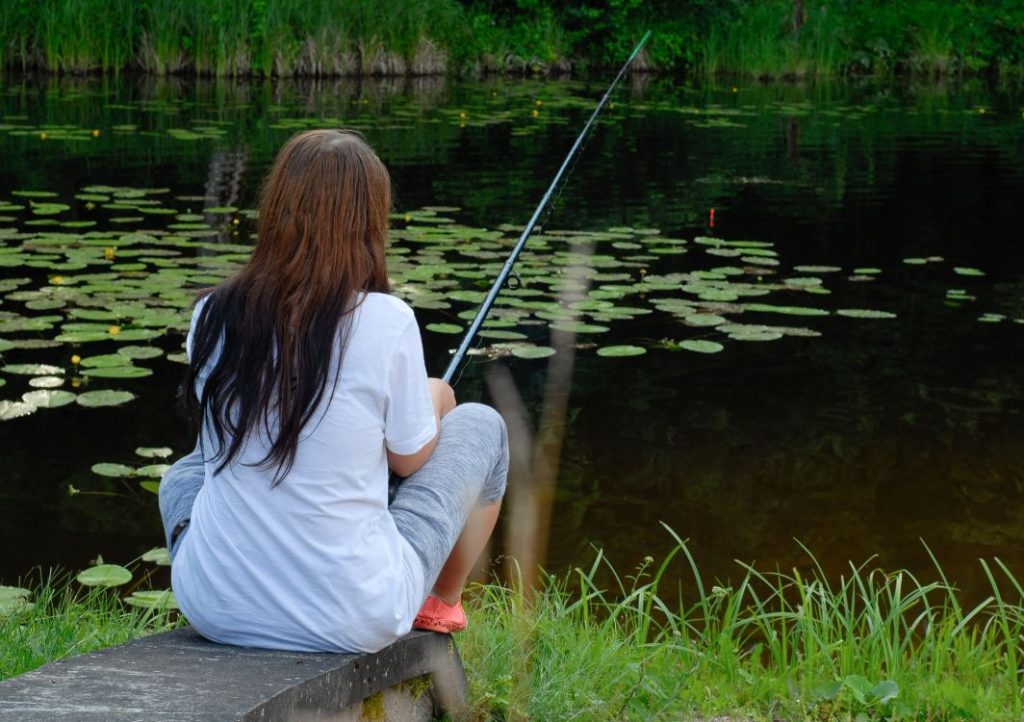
left=462, top=531, right=1024, bottom=720
left=0, top=570, right=180, bottom=681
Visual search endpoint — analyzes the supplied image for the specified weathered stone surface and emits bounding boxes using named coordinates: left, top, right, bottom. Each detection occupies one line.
left=0, top=627, right=467, bottom=721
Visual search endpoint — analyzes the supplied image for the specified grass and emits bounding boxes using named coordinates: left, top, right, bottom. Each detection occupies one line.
left=4, top=535, right=1024, bottom=719
left=0, top=569, right=181, bottom=681
left=0, top=1, right=1021, bottom=77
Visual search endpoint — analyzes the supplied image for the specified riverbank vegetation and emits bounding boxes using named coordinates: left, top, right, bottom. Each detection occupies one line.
left=4, top=538, right=1024, bottom=720
left=0, top=1, right=1022, bottom=79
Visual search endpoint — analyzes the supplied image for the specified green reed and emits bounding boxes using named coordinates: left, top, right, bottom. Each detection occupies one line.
left=461, top=530, right=1024, bottom=720
left=0, top=569, right=180, bottom=681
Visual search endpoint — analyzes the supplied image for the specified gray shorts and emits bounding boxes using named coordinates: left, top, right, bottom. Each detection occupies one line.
left=159, top=402, right=508, bottom=596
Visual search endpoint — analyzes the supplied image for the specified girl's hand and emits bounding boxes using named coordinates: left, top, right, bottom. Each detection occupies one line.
left=427, top=377, right=456, bottom=418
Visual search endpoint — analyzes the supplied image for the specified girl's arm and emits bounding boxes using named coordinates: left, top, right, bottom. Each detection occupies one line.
left=387, top=378, right=455, bottom=477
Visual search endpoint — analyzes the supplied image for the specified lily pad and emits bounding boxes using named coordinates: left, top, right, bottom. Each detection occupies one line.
left=28, top=376, right=64, bottom=388
left=91, top=462, right=135, bottom=477
left=136, top=463, right=171, bottom=477
left=141, top=547, right=171, bottom=565
left=22, top=389, right=74, bottom=407
left=117, top=345, right=163, bottom=360
left=425, top=323, right=463, bottom=335
left=953, top=267, right=985, bottom=277
left=836, top=309, right=897, bottom=319
left=139, top=480, right=161, bottom=494
left=679, top=340, right=724, bottom=354
left=510, top=345, right=556, bottom=359
left=81, top=365, right=153, bottom=379
left=0, top=400, right=36, bottom=420
left=596, top=345, right=647, bottom=357
left=125, top=589, right=177, bottom=610
left=2, top=363, right=63, bottom=376
left=136, top=447, right=172, bottom=459
left=76, top=390, right=136, bottom=407
left=76, top=564, right=132, bottom=588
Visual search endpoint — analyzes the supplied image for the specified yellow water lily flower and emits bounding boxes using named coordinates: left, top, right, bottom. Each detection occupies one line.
left=91, top=129, right=101, bottom=138
left=108, top=325, right=121, bottom=336
left=71, top=354, right=81, bottom=365
left=51, top=275, right=64, bottom=285
left=103, top=247, right=116, bottom=261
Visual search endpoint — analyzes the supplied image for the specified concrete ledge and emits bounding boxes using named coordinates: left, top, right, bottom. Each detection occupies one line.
left=0, top=627, right=468, bottom=721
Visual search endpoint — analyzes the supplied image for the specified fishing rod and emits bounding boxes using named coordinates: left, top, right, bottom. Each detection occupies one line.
left=441, top=30, right=652, bottom=385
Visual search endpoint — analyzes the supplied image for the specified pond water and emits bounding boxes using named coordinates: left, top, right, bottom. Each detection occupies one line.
left=0, top=74, right=1022, bottom=600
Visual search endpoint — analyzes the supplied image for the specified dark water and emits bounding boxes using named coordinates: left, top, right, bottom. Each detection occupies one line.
left=1, top=74, right=1023, bottom=599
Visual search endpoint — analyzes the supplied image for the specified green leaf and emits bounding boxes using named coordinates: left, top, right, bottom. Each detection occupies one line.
left=843, top=674, right=873, bottom=705
left=871, top=680, right=900, bottom=705
left=28, top=376, right=64, bottom=388
left=125, top=590, right=177, bottom=610
left=836, top=309, right=897, bottom=319
left=141, top=547, right=171, bottom=565
left=684, top=313, right=727, bottom=327
left=2, top=363, right=63, bottom=376
left=76, top=564, right=132, bottom=588
left=91, top=463, right=135, bottom=477
left=117, top=345, right=163, bottom=360
left=21, top=389, right=74, bottom=408
left=679, top=339, right=724, bottom=354
left=953, top=266, right=985, bottom=277
left=81, top=365, right=153, bottom=379
left=135, top=447, right=172, bottom=459
left=810, top=680, right=843, bottom=701
left=76, top=390, right=136, bottom=407
left=139, top=480, right=161, bottom=494
left=425, top=323, right=463, bottom=334
left=510, top=346, right=556, bottom=359
left=596, top=345, right=647, bottom=357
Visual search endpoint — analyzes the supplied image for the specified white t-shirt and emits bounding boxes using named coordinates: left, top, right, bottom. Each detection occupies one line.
left=171, top=292, right=437, bottom=653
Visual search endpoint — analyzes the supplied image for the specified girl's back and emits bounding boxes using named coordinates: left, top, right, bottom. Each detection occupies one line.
left=173, top=292, right=436, bottom=652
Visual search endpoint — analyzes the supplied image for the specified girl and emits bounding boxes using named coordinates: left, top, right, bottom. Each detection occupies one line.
left=158, top=129, right=509, bottom=653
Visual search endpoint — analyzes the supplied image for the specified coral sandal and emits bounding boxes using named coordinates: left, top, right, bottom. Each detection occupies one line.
left=413, top=594, right=467, bottom=633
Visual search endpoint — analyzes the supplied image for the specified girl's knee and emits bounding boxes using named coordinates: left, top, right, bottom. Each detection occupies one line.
left=449, top=402, right=507, bottom=444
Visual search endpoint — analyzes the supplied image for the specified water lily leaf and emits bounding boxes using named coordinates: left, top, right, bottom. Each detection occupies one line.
left=76, top=564, right=132, bottom=588
left=0, top=400, right=36, bottom=420
left=136, top=463, right=171, bottom=477
left=22, top=389, right=74, bottom=407
left=853, top=267, right=881, bottom=275
left=0, top=585, right=33, bottom=617
left=793, top=265, right=841, bottom=274
left=76, top=390, right=135, bottom=407
left=679, top=340, right=724, bottom=353
left=81, top=365, right=153, bottom=379
left=125, top=590, right=177, bottom=610
left=117, top=345, right=163, bottom=360
left=729, top=330, right=783, bottom=342
left=836, top=309, right=897, bottom=319
left=596, top=345, right=646, bottom=357
left=139, top=480, right=161, bottom=494
left=136, top=447, right=172, bottom=459
left=902, top=257, right=928, bottom=265
left=141, top=547, right=171, bottom=565
left=953, top=267, right=985, bottom=277
left=745, top=303, right=828, bottom=317
left=548, top=322, right=610, bottom=334
left=425, top=323, right=463, bottom=334
left=2, top=363, right=63, bottom=376
left=80, top=354, right=132, bottom=368
left=684, top=313, right=727, bottom=327
left=510, top=346, right=556, bottom=359
left=28, top=376, right=64, bottom=388
left=91, top=462, right=135, bottom=477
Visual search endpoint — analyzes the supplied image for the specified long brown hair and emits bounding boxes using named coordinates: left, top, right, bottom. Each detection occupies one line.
left=185, top=129, right=392, bottom=483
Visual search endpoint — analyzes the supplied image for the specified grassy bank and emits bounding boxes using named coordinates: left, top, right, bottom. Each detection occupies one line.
left=4, top=538, right=1024, bottom=720
left=0, top=1, right=1022, bottom=78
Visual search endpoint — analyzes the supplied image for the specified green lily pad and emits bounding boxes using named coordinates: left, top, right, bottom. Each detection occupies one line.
left=596, top=345, right=647, bottom=357
left=125, top=590, right=177, bottom=610
left=425, top=323, right=463, bottom=335
left=76, top=390, right=135, bottom=407
left=117, top=345, right=163, bottom=360
left=136, top=447, right=173, bottom=459
left=22, top=389, right=75, bottom=407
left=136, top=463, right=171, bottom=477
left=836, top=309, right=897, bottom=319
left=510, top=345, right=556, bottom=359
left=141, top=547, right=171, bottom=565
left=679, top=340, right=724, bottom=354
left=2, top=363, right=63, bottom=376
left=81, top=365, right=153, bottom=379
left=139, top=480, right=161, bottom=494
left=79, top=354, right=133, bottom=368
left=91, top=463, right=135, bottom=477
left=76, top=564, right=132, bottom=588
left=953, top=267, right=985, bottom=277
left=28, top=376, right=64, bottom=388
left=684, top=313, right=727, bottom=327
